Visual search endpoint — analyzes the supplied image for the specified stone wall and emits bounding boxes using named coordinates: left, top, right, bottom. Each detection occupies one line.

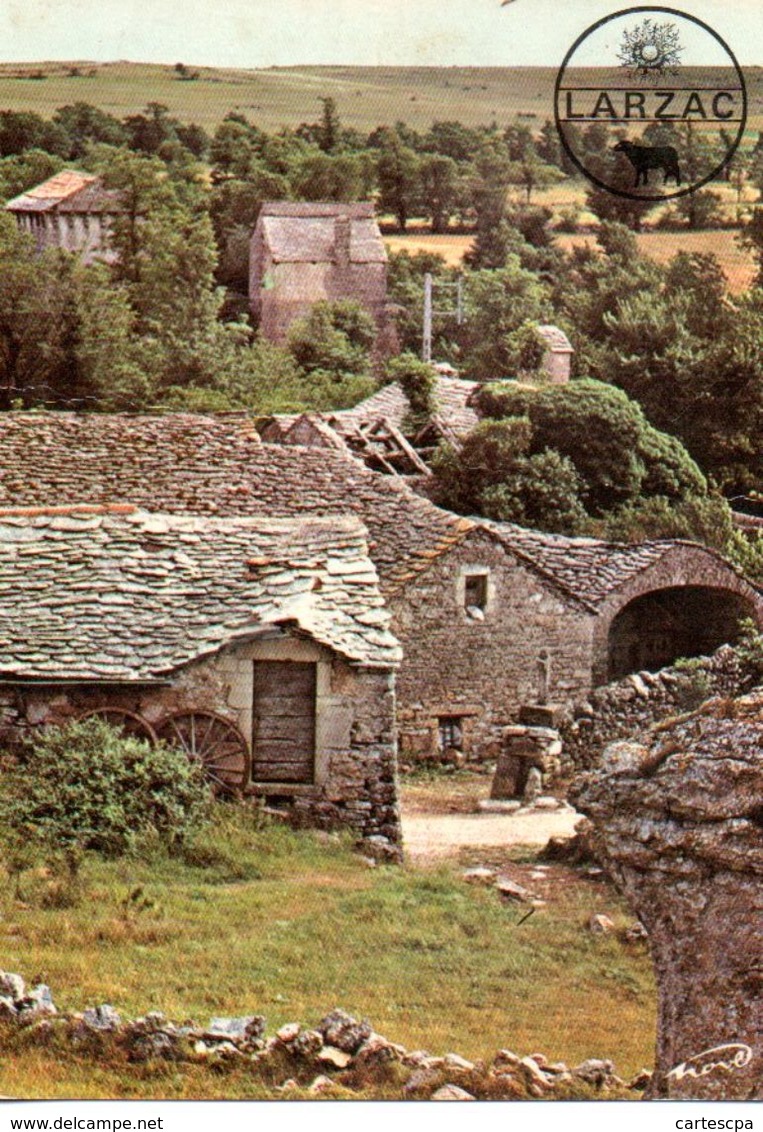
left=560, top=645, right=753, bottom=772
left=571, top=690, right=763, bottom=1099
left=12, top=210, right=116, bottom=264
left=252, top=257, right=388, bottom=345
left=390, top=528, right=594, bottom=763
left=0, top=637, right=400, bottom=847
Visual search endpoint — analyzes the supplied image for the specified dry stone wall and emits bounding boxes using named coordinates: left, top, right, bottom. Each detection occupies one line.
left=560, top=645, right=753, bottom=771
left=0, top=976, right=646, bottom=1099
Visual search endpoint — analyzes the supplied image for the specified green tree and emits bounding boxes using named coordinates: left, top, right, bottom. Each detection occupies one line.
left=507, top=155, right=564, bottom=204
left=419, top=154, right=460, bottom=233
left=0, top=214, right=73, bottom=408
left=384, top=352, right=437, bottom=430
left=473, top=378, right=709, bottom=516
left=288, top=299, right=376, bottom=378
left=290, top=152, right=363, bottom=201
left=455, top=262, right=551, bottom=380
left=52, top=102, right=127, bottom=158
left=376, top=134, right=421, bottom=230
left=465, top=137, right=512, bottom=268
left=0, top=149, right=63, bottom=201
left=431, top=417, right=590, bottom=535
left=738, top=206, right=763, bottom=288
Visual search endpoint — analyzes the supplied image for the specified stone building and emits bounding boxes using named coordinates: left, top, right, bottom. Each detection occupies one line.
left=0, top=504, right=401, bottom=843
left=0, top=412, right=759, bottom=764
left=5, top=170, right=122, bottom=263
left=249, top=202, right=390, bottom=345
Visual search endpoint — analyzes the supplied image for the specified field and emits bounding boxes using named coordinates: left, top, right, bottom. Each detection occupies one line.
left=385, top=174, right=760, bottom=294
left=0, top=62, right=762, bottom=136
left=0, top=802, right=655, bottom=1099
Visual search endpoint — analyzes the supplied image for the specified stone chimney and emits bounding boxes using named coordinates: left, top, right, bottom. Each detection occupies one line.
left=334, top=215, right=352, bottom=269
left=536, top=325, right=574, bottom=384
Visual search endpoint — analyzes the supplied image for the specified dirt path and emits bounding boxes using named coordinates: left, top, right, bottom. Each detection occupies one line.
left=402, top=808, right=580, bottom=864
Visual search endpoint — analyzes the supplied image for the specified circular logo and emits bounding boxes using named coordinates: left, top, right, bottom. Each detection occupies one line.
left=554, top=6, right=747, bottom=201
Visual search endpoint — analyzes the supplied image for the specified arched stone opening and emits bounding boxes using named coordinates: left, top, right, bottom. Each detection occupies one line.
left=607, top=585, right=754, bottom=682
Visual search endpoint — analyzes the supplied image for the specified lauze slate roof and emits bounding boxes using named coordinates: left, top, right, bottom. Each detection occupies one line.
left=257, top=201, right=387, bottom=264
left=0, top=506, right=401, bottom=681
left=481, top=520, right=759, bottom=612
left=331, top=374, right=481, bottom=439
left=0, top=413, right=472, bottom=594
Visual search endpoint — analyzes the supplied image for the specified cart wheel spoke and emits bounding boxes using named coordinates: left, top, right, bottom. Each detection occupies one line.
left=155, top=710, right=250, bottom=795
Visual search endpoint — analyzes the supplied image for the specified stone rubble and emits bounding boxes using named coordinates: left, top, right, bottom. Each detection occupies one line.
left=0, top=973, right=644, bottom=1099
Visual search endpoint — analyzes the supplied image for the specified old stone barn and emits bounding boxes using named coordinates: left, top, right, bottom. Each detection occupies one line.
left=249, top=202, right=391, bottom=347
left=5, top=170, right=122, bottom=263
left=0, top=412, right=759, bottom=767
left=0, top=505, right=400, bottom=843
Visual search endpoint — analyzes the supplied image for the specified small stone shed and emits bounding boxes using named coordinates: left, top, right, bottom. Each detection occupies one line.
left=5, top=170, right=122, bottom=263
left=0, top=413, right=759, bottom=765
left=249, top=201, right=390, bottom=344
left=0, top=504, right=401, bottom=843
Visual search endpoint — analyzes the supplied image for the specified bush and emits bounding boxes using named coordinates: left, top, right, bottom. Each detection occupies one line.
left=384, top=352, right=437, bottom=429
left=0, top=719, right=209, bottom=877
left=736, top=618, right=763, bottom=682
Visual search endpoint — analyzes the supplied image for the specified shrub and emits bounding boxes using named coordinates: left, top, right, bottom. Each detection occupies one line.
left=384, top=352, right=437, bottom=429
left=0, top=719, right=209, bottom=877
left=736, top=618, right=763, bottom=682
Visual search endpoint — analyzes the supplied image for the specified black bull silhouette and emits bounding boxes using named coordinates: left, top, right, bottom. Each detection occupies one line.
left=613, top=140, right=682, bottom=188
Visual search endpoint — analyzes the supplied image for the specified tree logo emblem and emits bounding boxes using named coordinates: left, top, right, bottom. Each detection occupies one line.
left=617, top=18, right=683, bottom=78
left=554, top=6, right=746, bottom=202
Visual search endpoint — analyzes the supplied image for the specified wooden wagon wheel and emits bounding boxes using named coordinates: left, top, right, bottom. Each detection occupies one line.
left=155, top=710, right=250, bottom=795
left=77, top=707, right=157, bottom=745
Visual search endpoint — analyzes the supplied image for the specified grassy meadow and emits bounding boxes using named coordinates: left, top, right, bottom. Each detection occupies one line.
left=0, top=62, right=761, bottom=136
left=0, top=804, right=655, bottom=1099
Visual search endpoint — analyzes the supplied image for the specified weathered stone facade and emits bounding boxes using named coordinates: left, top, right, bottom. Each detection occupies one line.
left=571, top=691, right=763, bottom=1099
left=0, top=639, right=400, bottom=844
left=389, top=528, right=593, bottom=762
left=249, top=202, right=391, bottom=347
left=0, top=414, right=759, bottom=766
left=0, top=506, right=402, bottom=844
left=6, top=170, right=122, bottom=264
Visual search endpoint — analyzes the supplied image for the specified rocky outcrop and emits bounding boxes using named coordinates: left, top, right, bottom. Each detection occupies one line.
left=571, top=690, right=763, bottom=1100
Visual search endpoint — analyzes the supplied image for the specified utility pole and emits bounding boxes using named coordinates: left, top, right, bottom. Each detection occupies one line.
left=422, top=273, right=465, bottom=364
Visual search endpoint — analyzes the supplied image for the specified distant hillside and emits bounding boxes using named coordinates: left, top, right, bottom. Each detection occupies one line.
left=0, top=61, right=760, bottom=138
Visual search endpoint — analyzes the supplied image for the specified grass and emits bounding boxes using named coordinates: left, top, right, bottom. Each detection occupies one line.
left=0, top=63, right=761, bottom=134
left=385, top=174, right=759, bottom=294
left=0, top=804, right=655, bottom=1099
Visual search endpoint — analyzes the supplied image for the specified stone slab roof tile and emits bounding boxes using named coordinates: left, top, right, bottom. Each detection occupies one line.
left=332, top=374, right=481, bottom=438
left=480, top=520, right=720, bottom=611
left=259, top=201, right=386, bottom=264
left=0, top=507, right=400, bottom=680
left=0, top=413, right=470, bottom=594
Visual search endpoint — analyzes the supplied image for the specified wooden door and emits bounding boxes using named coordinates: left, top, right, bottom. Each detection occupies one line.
left=251, top=661, right=317, bottom=784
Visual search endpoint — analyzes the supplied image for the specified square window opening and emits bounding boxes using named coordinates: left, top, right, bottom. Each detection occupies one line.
left=438, top=716, right=463, bottom=752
